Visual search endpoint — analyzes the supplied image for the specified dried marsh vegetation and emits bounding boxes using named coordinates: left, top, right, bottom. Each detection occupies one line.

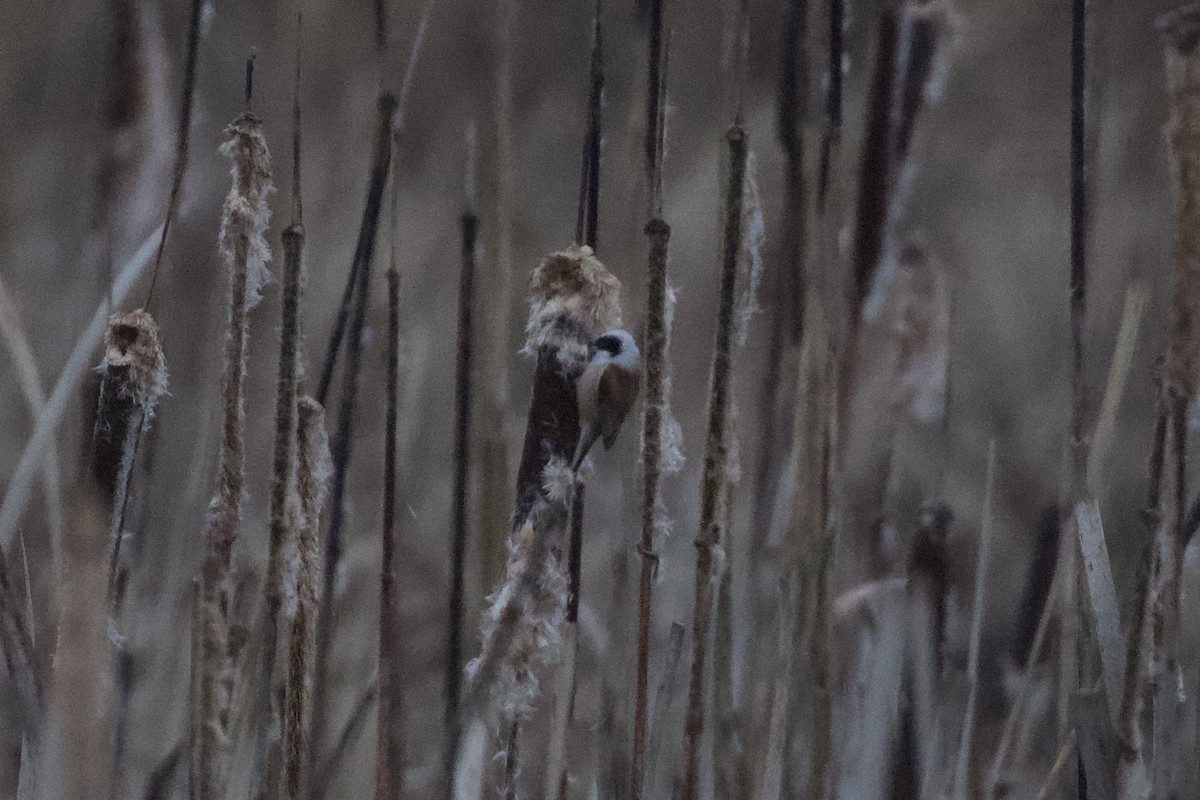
left=4, top=0, right=1200, bottom=798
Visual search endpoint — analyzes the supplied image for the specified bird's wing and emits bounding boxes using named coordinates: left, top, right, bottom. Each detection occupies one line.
left=598, top=365, right=640, bottom=448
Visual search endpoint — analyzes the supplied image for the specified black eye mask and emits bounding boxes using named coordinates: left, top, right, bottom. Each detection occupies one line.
left=593, top=334, right=622, bottom=356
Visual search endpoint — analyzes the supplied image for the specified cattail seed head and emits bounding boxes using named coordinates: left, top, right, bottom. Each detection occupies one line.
left=525, top=245, right=622, bottom=369
left=101, top=308, right=168, bottom=412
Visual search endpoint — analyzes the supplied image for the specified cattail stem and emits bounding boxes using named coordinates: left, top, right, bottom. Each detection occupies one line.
left=144, top=0, right=203, bottom=309
left=254, top=219, right=306, bottom=796
left=193, top=109, right=274, bottom=800
left=477, top=0, right=518, bottom=605
left=631, top=219, right=670, bottom=799
left=284, top=397, right=330, bottom=800
left=680, top=124, right=747, bottom=800
left=444, top=205, right=478, bottom=745
left=632, top=11, right=671, bottom=788
left=376, top=267, right=404, bottom=800
left=308, top=93, right=396, bottom=800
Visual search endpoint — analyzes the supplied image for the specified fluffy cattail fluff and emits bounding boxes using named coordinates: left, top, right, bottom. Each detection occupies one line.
left=283, top=395, right=330, bottom=800
left=524, top=245, right=622, bottom=366
left=463, top=246, right=622, bottom=730
left=218, top=112, right=275, bottom=314
left=1161, top=5, right=1200, bottom=400
left=193, top=110, right=273, bottom=800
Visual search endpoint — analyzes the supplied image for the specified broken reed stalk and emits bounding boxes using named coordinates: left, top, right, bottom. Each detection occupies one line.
left=477, top=0, right=518, bottom=599
left=454, top=247, right=622, bottom=795
left=284, top=397, right=330, bottom=800
left=307, top=92, right=396, bottom=800
left=679, top=123, right=747, bottom=800
left=444, top=189, right=479, bottom=751
left=952, top=442, right=997, bottom=800
left=193, top=108, right=275, bottom=800
left=144, top=0, right=203, bottom=309
left=631, top=1, right=670, bottom=795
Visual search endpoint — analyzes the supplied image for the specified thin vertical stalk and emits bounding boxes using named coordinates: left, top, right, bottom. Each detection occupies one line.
left=308, top=93, right=397, bottom=800
left=194, top=106, right=275, bottom=800
left=632, top=0, right=670, bottom=794
left=445, top=200, right=479, bottom=734
left=680, top=124, right=747, bottom=800
left=144, top=0, right=203, bottom=309
left=633, top=217, right=671, bottom=799
left=952, top=443, right=997, bottom=800
left=377, top=265, right=403, bottom=800
left=284, top=397, right=330, bottom=800
left=478, top=0, right=518, bottom=602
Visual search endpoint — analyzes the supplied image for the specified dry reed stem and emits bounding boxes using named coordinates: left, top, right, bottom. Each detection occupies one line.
left=445, top=205, right=479, bottom=730
left=644, top=622, right=686, bottom=798
left=144, top=0, right=203, bottom=308
left=680, top=123, right=747, bottom=800
left=0, top=277, right=65, bottom=585
left=477, top=0, right=518, bottom=601
left=817, top=0, right=845, bottom=203
left=632, top=0, right=671, bottom=790
left=0, top=225, right=161, bottom=554
left=194, top=110, right=275, bottom=800
left=1149, top=10, right=1200, bottom=794
left=633, top=216, right=671, bottom=800
left=984, top=568, right=1061, bottom=798
left=284, top=397, right=330, bottom=800
left=1088, top=285, right=1148, bottom=495
left=758, top=574, right=800, bottom=800
left=1072, top=499, right=1123, bottom=718
left=253, top=219, right=306, bottom=798
left=54, top=495, right=113, bottom=800
left=316, top=11, right=430, bottom=406
left=376, top=266, right=403, bottom=800
left=951, top=441, right=996, bottom=800
left=308, top=93, right=396, bottom=800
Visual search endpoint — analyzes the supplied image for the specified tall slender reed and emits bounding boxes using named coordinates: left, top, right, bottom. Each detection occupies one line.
left=477, top=0, right=518, bottom=603
left=193, top=96, right=276, bottom=800
left=680, top=121, right=748, bottom=800
left=632, top=0, right=671, bottom=794
left=307, top=93, right=397, bottom=800
left=543, top=8, right=605, bottom=796
left=444, top=129, right=479, bottom=774
left=144, top=0, right=203, bottom=310
left=284, top=397, right=331, bottom=800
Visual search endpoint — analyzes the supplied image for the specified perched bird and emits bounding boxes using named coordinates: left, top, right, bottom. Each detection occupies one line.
left=571, top=329, right=641, bottom=472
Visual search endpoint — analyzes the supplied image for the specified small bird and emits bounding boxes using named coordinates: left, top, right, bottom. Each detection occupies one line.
left=571, top=329, right=641, bottom=472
